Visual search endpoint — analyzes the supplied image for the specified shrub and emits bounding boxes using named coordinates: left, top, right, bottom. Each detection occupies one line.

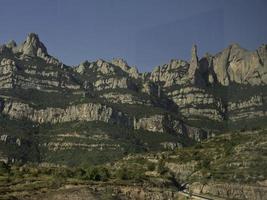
left=0, top=162, right=10, bottom=174
left=147, top=162, right=156, bottom=171
left=157, top=159, right=168, bottom=175
left=116, top=168, right=130, bottom=180
left=88, top=167, right=110, bottom=181
left=116, top=167, right=146, bottom=181
left=52, top=167, right=74, bottom=179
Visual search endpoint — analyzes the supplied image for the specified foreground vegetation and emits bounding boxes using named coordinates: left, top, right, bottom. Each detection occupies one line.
left=0, top=128, right=266, bottom=199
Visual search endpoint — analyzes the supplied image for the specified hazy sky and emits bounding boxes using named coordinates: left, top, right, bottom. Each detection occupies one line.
left=0, top=0, right=266, bottom=71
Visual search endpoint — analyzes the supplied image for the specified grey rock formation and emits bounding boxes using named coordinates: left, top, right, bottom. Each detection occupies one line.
left=19, top=33, right=48, bottom=57
left=188, top=45, right=205, bottom=86
left=211, top=43, right=267, bottom=85
left=1, top=33, right=267, bottom=167
left=1, top=99, right=130, bottom=126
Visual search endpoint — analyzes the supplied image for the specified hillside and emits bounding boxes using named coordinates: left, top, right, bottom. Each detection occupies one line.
left=0, top=33, right=266, bottom=199
left=0, top=129, right=266, bottom=200
left=1, top=33, right=266, bottom=165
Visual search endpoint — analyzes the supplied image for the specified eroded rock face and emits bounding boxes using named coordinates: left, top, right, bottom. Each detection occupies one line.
left=0, top=58, right=18, bottom=88
left=134, top=115, right=165, bottom=133
left=149, top=59, right=189, bottom=87
left=211, top=44, right=267, bottom=86
left=188, top=45, right=205, bottom=86
left=133, top=114, right=208, bottom=141
left=100, top=92, right=151, bottom=105
left=168, top=86, right=225, bottom=121
left=1, top=33, right=267, bottom=147
left=228, top=95, right=267, bottom=121
left=93, top=77, right=130, bottom=91
left=1, top=100, right=130, bottom=125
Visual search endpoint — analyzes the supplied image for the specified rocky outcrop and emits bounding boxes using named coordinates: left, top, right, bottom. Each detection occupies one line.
left=167, top=86, right=225, bottom=121
left=100, top=92, right=151, bottom=105
left=0, top=134, right=21, bottom=147
left=228, top=94, right=267, bottom=121
left=93, top=77, right=130, bottom=91
left=134, top=115, right=166, bottom=133
left=210, top=44, right=267, bottom=86
left=0, top=58, right=17, bottom=88
left=149, top=59, right=189, bottom=87
left=111, top=58, right=140, bottom=79
left=188, top=45, right=205, bottom=86
left=18, top=33, right=48, bottom=57
left=0, top=58, right=80, bottom=91
left=1, top=32, right=267, bottom=152
left=1, top=99, right=130, bottom=126
left=134, top=114, right=208, bottom=141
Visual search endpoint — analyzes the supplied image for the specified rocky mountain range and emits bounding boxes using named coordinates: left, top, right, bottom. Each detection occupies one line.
left=0, top=33, right=266, bottom=165
left=0, top=33, right=267, bottom=200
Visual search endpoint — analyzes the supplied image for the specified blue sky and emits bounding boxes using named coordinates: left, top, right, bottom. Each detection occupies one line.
left=0, top=0, right=266, bottom=71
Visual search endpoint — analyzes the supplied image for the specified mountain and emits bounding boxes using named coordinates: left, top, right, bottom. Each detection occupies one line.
left=0, top=33, right=267, bottom=166
left=0, top=33, right=267, bottom=200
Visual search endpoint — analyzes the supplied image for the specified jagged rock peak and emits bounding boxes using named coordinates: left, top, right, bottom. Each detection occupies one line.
left=112, top=58, right=129, bottom=70
left=188, top=44, right=199, bottom=77
left=20, top=33, right=48, bottom=57
left=190, top=44, right=199, bottom=67
left=188, top=44, right=206, bottom=86
left=6, top=40, right=17, bottom=49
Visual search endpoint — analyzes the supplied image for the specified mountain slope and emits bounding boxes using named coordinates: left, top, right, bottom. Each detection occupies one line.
left=0, top=33, right=266, bottom=165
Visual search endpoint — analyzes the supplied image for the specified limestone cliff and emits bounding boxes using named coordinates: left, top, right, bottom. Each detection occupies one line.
left=0, top=33, right=267, bottom=166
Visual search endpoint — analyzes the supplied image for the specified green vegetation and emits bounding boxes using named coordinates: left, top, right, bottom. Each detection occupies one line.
left=0, top=129, right=266, bottom=199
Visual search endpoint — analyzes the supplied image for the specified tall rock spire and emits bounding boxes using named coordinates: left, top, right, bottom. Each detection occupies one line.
left=188, top=44, right=199, bottom=79
left=190, top=44, right=199, bottom=68
left=188, top=44, right=205, bottom=86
